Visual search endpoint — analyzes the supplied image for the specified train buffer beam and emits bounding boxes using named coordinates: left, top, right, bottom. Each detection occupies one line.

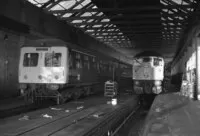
left=0, top=94, right=139, bottom=136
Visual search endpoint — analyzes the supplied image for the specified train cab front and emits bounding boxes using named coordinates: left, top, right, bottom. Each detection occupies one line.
left=133, top=80, right=162, bottom=94
left=18, top=46, right=68, bottom=102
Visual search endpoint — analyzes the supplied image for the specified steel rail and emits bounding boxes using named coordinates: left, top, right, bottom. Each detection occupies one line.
left=111, top=105, right=140, bottom=136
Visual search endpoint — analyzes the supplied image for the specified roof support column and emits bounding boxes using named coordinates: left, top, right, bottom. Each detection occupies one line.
left=195, top=37, right=200, bottom=100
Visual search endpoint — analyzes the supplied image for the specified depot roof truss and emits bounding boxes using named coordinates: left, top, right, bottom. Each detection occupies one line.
left=27, top=0, right=198, bottom=48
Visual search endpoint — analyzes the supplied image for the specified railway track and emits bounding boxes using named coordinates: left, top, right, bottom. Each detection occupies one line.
left=0, top=93, right=102, bottom=119
left=0, top=94, right=139, bottom=136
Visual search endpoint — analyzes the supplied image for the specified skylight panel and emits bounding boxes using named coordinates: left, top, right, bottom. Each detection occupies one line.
left=161, top=17, right=166, bottom=21
left=59, top=0, right=76, bottom=9
left=162, top=9, right=168, bottom=12
left=92, top=5, right=98, bottom=9
left=97, top=12, right=103, bottom=16
left=87, top=19, right=94, bottom=23
left=179, top=16, right=184, bottom=20
left=72, top=20, right=83, bottom=23
left=28, top=0, right=49, bottom=4
left=172, top=8, right=178, bottom=12
left=28, top=0, right=38, bottom=5
left=53, top=13, right=59, bottom=16
left=168, top=10, right=174, bottom=14
left=62, top=13, right=73, bottom=18
left=74, top=4, right=83, bottom=9
left=160, top=1, right=168, bottom=5
left=188, top=8, right=194, bottom=12
left=93, top=25, right=102, bottom=28
left=101, top=19, right=110, bottom=22
left=80, top=25, right=86, bottom=28
left=108, top=29, right=114, bottom=31
left=50, top=4, right=64, bottom=11
left=28, top=0, right=51, bottom=7
left=96, top=36, right=103, bottom=39
left=168, top=17, right=173, bottom=20
left=81, top=12, right=92, bottom=17
left=172, top=0, right=189, bottom=5
left=91, top=12, right=97, bottom=15
left=86, top=29, right=94, bottom=32
left=81, top=0, right=91, bottom=6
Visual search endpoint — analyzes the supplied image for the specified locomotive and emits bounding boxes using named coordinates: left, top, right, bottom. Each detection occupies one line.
left=18, top=39, right=132, bottom=104
left=132, top=51, right=164, bottom=94
left=132, top=51, right=164, bottom=108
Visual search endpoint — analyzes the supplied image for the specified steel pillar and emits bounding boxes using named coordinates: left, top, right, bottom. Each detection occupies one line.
left=195, top=37, right=200, bottom=100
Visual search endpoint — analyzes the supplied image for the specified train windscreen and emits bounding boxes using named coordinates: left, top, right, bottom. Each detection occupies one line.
left=23, top=53, right=39, bottom=67
left=45, top=52, right=62, bottom=67
left=143, top=57, right=151, bottom=63
left=153, top=58, right=163, bottom=66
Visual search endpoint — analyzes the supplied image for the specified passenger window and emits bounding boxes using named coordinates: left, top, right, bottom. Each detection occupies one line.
left=84, top=55, right=90, bottom=69
left=45, top=52, right=62, bottom=67
left=75, top=52, right=82, bottom=69
left=23, top=53, right=39, bottom=67
left=69, top=53, right=73, bottom=69
left=92, top=57, right=96, bottom=69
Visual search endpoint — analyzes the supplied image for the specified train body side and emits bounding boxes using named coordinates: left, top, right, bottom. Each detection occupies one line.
left=18, top=40, right=132, bottom=104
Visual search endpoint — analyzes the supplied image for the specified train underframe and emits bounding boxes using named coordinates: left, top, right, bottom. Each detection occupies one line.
left=19, top=83, right=98, bottom=104
left=133, top=80, right=162, bottom=108
left=133, top=80, right=163, bottom=94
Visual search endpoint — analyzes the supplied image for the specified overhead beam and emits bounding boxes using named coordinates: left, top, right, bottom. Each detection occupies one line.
left=0, top=0, right=130, bottom=63
left=50, top=5, right=193, bottom=14
left=88, top=25, right=163, bottom=30
left=89, top=28, right=162, bottom=32
left=90, top=30, right=161, bottom=35
left=73, top=20, right=186, bottom=26
left=73, top=20, right=163, bottom=25
left=63, top=14, right=161, bottom=21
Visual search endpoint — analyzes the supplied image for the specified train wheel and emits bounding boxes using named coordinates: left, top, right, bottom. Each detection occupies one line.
left=73, top=90, right=81, bottom=100
left=24, top=88, right=35, bottom=104
left=84, top=87, right=91, bottom=96
left=56, top=94, right=66, bottom=105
